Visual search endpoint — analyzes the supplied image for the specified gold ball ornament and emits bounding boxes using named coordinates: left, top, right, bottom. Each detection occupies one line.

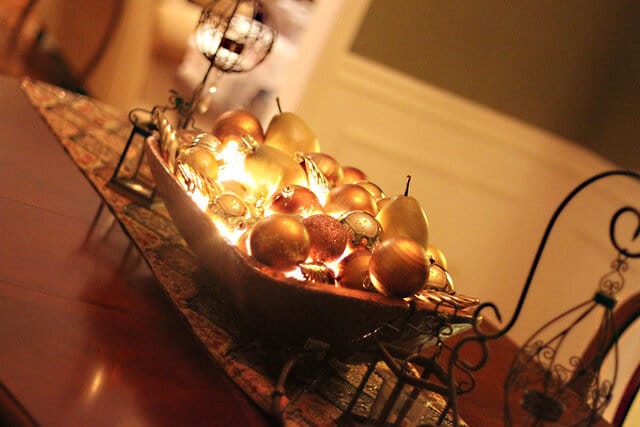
left=340, top=166, right=367, bottom=184
left=339, top=211, right=382, bottom=251
left=249, top=214, right=311, bottom=270
left=336, top=250, right=374, bottom=292
left=369, top=238, right=429, bottom=298
left=426, top=244, right=448, bottom=270
left=302, top=214, right=349, bottom=262
left=212, top=109, right=264, bottom=144
left=267, top=185, right=323, bottom=217
left=324, top=184, right=378, bottom=217
left=176, top=140, right=220, bottom=181
left=355, top=181, right=386, bottom=201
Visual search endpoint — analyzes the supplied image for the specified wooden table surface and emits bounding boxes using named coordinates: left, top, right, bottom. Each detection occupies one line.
left=0, top=75, right=611, bottom=426
left=0, top=74, right=272, bottom=426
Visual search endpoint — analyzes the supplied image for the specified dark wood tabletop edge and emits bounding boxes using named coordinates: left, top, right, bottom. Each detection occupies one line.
left=0, top=378, right=39, bottom=427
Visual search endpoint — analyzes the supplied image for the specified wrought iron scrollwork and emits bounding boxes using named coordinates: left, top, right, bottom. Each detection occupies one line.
left=444, top=169, right=639, bottom=426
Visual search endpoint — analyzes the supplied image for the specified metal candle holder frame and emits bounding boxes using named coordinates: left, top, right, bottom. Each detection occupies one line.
left=272, top=170, right=639, bottom=426
left=451, top=170, right=640, bottom=426
left=177, top=0, right=277, bottom=129
left=108, top=108, right=158, bottom=204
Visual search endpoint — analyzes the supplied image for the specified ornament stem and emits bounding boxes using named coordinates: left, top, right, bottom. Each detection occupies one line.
left=276, top=97, right=283, bottom=113
left=404, top=175, right=412, bottom=197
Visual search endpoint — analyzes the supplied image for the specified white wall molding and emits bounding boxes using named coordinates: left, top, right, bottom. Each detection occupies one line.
left=333, top=53, right=616, bottom=179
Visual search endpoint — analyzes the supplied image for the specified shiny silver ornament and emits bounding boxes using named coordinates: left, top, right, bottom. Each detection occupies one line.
left=208, top=193, right=251, bottom=232
left=339, top=211, right=382, bottom=251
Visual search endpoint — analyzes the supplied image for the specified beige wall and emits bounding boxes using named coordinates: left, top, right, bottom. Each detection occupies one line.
left=350, top=0, right=639, bottom=170
left=297, top=2, right=639, bottom=421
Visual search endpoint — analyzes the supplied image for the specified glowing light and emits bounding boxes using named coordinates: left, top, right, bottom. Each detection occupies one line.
left=211, top=218, right=241, bottom=244
left=84, top=366, right=105, bottom=402
left=190, top=188, right=210, bottom=211
left=90, top=369, right=104, bottom=394
left=215, top=47, right=241, bottom=69
left=228, top=15, right=253, bottom=38
left=217, top=139, right=247, bottom=183
left=308, top=179, right=330, bottom=206
left=194, top=25, right=222, bottom=58
left=323, top=244, right=355, bottom=278
left=284, top=267, right=306, bottom=282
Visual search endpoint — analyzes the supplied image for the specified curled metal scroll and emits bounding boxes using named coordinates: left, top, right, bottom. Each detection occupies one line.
left=443, top=169, right=640, bottom=425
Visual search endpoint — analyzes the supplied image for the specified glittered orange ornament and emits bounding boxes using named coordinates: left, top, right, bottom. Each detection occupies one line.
left=211, top=109, right=264, bottom=144
left=324, top=184, right=377, bottom=217
left=336, top=250, right=374, bottom=292
left=369, top=238, right=429, bottom=298
left=249, top=214, right=310, bottom=270
left=267, top=185, right=323, bottom=217
left=302, top=214, right=349, bottom=262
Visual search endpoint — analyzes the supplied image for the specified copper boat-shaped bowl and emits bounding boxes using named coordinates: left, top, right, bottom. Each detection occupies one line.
left=145, top=137, right=478, bottom=358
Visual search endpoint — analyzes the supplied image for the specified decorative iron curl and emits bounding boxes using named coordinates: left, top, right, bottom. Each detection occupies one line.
left=441, top=169, right=639, bottom=425
left=493, top=170, right=638, bottom=340
left=599, top=253, right=628, bottom=294
left=610, top=206, right=640, bottom=259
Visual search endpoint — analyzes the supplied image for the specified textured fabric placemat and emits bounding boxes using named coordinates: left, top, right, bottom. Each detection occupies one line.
left=20, top=77, right=462, bottom=426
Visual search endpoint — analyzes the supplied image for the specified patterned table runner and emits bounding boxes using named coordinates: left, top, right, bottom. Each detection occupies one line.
left=20, top=77, right=462, bottom=426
